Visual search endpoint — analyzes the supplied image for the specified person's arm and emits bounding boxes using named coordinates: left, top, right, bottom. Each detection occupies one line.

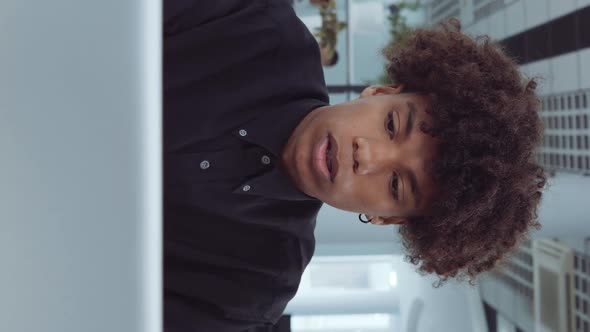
left=164, top=0, right=250, bottom=36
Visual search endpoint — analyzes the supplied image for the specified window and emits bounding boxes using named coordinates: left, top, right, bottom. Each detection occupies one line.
left=561, top=96, right=565, bottom=109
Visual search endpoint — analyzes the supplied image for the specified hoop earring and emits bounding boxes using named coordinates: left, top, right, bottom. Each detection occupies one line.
left=358, top=214, right=372, bottom=223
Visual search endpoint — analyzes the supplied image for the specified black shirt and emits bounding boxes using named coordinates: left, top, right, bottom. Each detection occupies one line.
left=163, top=1, right=329, bottom=331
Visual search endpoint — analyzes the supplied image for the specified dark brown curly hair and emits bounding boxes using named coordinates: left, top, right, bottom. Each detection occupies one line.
left=383, top=19, right=546, bottom=285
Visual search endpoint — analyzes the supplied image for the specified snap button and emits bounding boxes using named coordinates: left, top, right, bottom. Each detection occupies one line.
left=261, top=155, right=271, bottom=165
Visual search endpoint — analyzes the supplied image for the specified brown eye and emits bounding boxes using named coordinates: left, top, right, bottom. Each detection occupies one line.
left=386, top=111, right=395, bottom=139
left=391, top=173, right=399, bottom=200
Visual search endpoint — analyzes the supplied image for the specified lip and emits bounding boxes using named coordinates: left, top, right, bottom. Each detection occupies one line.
left=313, top=135, right=331, bottom=182
left=327, top=133, right=339, bottom=182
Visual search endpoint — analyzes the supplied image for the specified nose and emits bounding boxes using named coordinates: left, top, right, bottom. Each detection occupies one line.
left=352, top=136, right=392, bottom=175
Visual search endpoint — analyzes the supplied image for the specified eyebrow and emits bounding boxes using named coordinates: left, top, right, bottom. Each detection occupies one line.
left=404, top=102, right=421, bottom=208
left=404, top=102, right=416, bottom=139
left=411, top=171, right=422, bottom=208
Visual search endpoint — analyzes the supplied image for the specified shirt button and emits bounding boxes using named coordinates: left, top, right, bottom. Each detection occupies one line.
left=261, top=155, right=271, bottom=165
left=200, top=160, right=210, bottom=170
left=242, top=185, right=251, bottom=192
left=238, top=129, right=248, bottom=137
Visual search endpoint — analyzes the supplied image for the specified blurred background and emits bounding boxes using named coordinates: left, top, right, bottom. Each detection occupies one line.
left=1, top=0, right=588, bottom=332
left=283, top=0, right=590, bottom=332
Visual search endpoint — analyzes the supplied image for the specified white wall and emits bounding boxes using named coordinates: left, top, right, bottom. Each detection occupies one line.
left=394, top=256, right=488, bottom=332
left=533, top=172, right=590, bottom=239
left=315, top=205, right=402, bottom=250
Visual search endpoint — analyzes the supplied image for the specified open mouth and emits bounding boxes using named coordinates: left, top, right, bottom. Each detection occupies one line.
left=326, top=137, right=333, bottom=175
left=313, top=133, right=338, bottom=183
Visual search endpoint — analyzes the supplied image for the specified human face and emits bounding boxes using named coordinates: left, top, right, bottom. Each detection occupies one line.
left=281, top=85, right=438, bottom=220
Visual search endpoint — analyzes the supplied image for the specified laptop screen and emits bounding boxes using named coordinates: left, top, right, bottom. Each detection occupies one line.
left=0, top=1, right=162, bottom=331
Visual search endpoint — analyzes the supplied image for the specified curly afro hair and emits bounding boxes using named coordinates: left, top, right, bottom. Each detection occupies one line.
left=382, top=18, right=546, bottom=285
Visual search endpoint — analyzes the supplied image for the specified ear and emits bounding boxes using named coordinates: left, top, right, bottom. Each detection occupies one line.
left=368, top=215, right=407, bottom=225
left=359, top=84, right=404, bottom=98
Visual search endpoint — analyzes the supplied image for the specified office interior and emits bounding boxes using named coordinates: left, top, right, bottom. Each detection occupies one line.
left=1, top=0, right=589, bottom=331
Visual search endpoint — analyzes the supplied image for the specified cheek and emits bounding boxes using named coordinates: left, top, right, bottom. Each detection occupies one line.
left=327, top=106, right=373, bottom=129
left=329, top=178, right=390, bottom=213
left=321, top=181, right=362, bottom=212
left=339, top=113, right=371, bottom=130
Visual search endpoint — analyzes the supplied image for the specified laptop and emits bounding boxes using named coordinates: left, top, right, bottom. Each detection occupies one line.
left=0, top=1, right=162, bottom=331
